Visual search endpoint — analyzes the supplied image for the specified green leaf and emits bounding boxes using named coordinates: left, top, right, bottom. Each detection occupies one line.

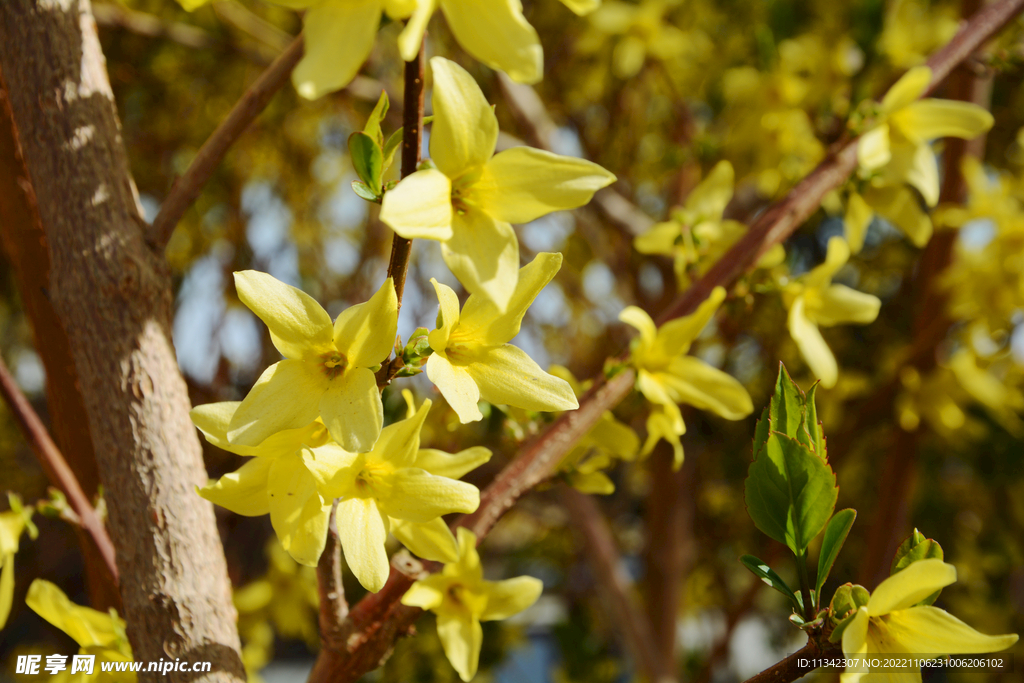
left=351, top=179, right=379, bottom=202
left=816, top=509, right=856, bottom=596
left=364, top=90, right=389, bottom=147
left=803, top=383, right=826, bottom=459
left=744, top=432, right=838, bottom=555
left=752, top=406, right=770, bottom=460
left=382, top=115, right=435, bottom=173
left=739, top=555, right=801, bottom=611
left=349, top=132, right=383, bottom=195
left=771, top=363, right=808, bottom=448
left=890, top=529, right=944, bottom=604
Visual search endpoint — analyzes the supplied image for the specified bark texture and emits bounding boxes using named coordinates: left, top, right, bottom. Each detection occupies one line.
left=0, top=2, right=244, bottom=681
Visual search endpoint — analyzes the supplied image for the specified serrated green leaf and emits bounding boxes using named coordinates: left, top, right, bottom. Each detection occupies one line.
left=803, top=382, right=826, bottom=459
left=744, top=432, right=838, bottom=555
left=816, top=509, right=856, bottom=596
left=752, top=406, right=770, bottom=460
left=351, top=179, right=379, bottom=202
left=349, top=131, right=383, bottom=195
left=772, top=363, right=808, bottom=447
left=739, top=555, right=801, bottom=611
left=364, top=90, right=389, bottom=146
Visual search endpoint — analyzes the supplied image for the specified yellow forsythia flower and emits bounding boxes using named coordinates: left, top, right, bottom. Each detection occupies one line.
left=782, top=237, right=880, bottom=389
left=1, top=495, right=36, bottom=628
left=25, top=579, right=135, bottom=682
left=425, top=253, right=579, bottom=423
left=841, top=559, right=1017, bottom=683
left=850, top=66, right=993, bottom=250
left=227, top=272, right=397, bottom=453
left=194, top=403, right=336, bottom=566
left=380, top=57, right=615, bottom=312
left=620, top=286, right=753, bottom=468
left=305, top=400, right=480, bottom=592
left=401, top=528, right=543, bottom=681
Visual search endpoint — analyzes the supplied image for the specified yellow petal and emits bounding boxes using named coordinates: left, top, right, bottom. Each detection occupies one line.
left=428, top=279, right=462, bottom=353
left=457, top=252, right=563, bottom=346
left=904, top=142, right=940, bottom=207
left=466, top=345, right=579, bottom=413
left=377, top=469, right=480, bottom=522
left=0, top=554, right=13, bottom=629
left=439, top=0, right=543, bottom=85
left=653, top=286, right=727, bottom=359
left=885, top=605, right=1018, bottom=654
left=379, top=169, right=455, bottom=240
left=641, top=409, right=685, bottom=468
left=396, top=0, right=437, bottom=61
left=842, top=608, right=870, bottom=656
left=442, top=210, right=520, bottom=313
left=661, top=356, right=753, bottom=420
left=391, top=517, right=459, bottom=563
left=685, top=160, right=734, bottom=220
left=636, top=371, right=685, bottom=432
left=480, top=576, right=543, bottom=621
left=864, top=186, right=933, bottom=247
left=400, top=573, right=450, bottom=610
left=292, top=0, right=382, bottom=100
left=426, top=354, right=483, bottom=423
left=588, top=413, right=640, bottom=460
left=234, top=271, right=333, bottom=361
left=634, top=221, right=681, bottom=255
left=788, top=297, right=838, bottom=388
left=813, top=285, right=881, bottom=327
left=334, top=278, right=398, bottom=367
left=336, top=497, right=390, bottom=592
left=415, top=446, right=492, bottom=479
left=804, top=236, right=850, bottom=289
left=880, top=66, right=931, bottom=115
left=429, top=57, right=499, bottom=178
left=437, top=610, right=483, bottom=682
left=319, top=366, right=383, bottom=453
left=371, top=399, right=431, bottom=469
left=858, top=124, right=891, bottom=171
left=844, top=192, right=873, bottom=254
left=267, top=455, right=331, bottom=567
left=867, top=559, right=956, bottom=616
left=568, top=470, right=616, bottom=494
left=619, top=306, right=658, bottom=357
left=198, top=456, right=273, bottom=517
left=475, top=147, right=615, bottom=224
left=192, top=402, right=323, bottom=457
left=228, top=360, right=326, bottom=447
left=25, top=580, right=124, bottom=648
left=895, top=100, right=994, bottom=144
left=302, top=443, right=360, bottom=498
left=559, top=0, right=600, bottom=15
left=453, top=527, right=484, bottom=581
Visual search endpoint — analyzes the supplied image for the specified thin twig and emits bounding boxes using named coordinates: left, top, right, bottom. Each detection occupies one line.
left=561, top=485, right=671, bottom=683
left=0, top=354, right=119, bottom=583
left=385, top=37, right=426, bottom=313
left=146, top=35, right=304, bottom=251
left=307, top=3, right=1024, bottom=678
left=739, top=640, right=840, bottom=683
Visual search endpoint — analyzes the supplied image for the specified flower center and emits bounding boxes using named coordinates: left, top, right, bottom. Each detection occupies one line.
left=320, top=351, right=348, bottom=380
left=353, top=462, right=390, bottom=498
left=447, top=583, right=466, bottom=607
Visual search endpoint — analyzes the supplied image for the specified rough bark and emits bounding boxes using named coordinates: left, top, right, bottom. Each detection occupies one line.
left=0, top=2, right=244, bottom=681
left=0, top=66, right=120, bottom=611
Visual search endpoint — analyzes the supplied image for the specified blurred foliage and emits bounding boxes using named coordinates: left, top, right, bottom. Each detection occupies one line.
left=2, top=0, right=1024, bottom=681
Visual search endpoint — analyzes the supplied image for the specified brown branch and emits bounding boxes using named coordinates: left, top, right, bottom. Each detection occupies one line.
left=317, top=502, right=349, bottom=644
left=561, top=485, right=671, bottom=683
left=739, top=640, right=841, bottom=683
left=306, top=2, right=1024, bottom=677
left=385, top=37, right=426, bottom=314
left=146, top=35, right=304, bottom=251
left=0, top=354, right=119, bottom=583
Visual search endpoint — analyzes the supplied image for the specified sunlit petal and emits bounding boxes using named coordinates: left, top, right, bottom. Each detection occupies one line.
left=379, top=169, right=455, bottom=240
left=429, top=57, right=499, bottom=177
left=788, top=297, right=838, bottom=388
left=395, top=0, right=437, bottom=61
left=439, top=0, right=543, bottom=84
left=885, top=605, right=1018, bottom=654
left=319, top=367, right=383, bottom=453
left=442, top=210, right=520, bottom=313
left=292, top=0, right=382, bottom=100
left=371, top=399, right=431, bottom=469
left=475, top=147, right=615, bottom=224
left=844, top=192, right=873, bottom=254
left=267, top=455, right=330, bottom=567
left=653, top=286, right=727, bottom=358
left=333, top=278, right=398, bottom=367
left=391, top=517, right=459, bottom=563
left=415, top=446, right=492, bottom=479
left=685, top=160, right=733, bottom=219
left=480, top=576, right=543, bottom=621
left=436, top=610, right=482, bottom=682
left=661, top=356, right=753, bottom=420
left=880, top=66, right=930, bottom=115
left=867, top=559, right=956, bottom=615
left=234, top=271, right=333, bottom=360
left=336, top=497, right=390, bottom=593
left=228, top=360, right=325, bottom=447
left=619, top=306, right=658, bottom=356
left=25, top=580, right=124, bottom=648
left=426, top=355, right=483, bottom=423
left=895, top=100, right=994, bottom=144
left=428, top=279, right=462, bottom=353
left=377, top=469, right=480, bottom=522
left=399, top=573, right=450, bottom=609
left=467, top=345, right=579, bottom=413
left=198, top=456, right=273, bottom=517
left=813, top=285, right=882, bottom=327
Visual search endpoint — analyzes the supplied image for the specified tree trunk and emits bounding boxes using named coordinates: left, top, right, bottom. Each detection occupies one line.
left=0, top=2, right=244, bottom=681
